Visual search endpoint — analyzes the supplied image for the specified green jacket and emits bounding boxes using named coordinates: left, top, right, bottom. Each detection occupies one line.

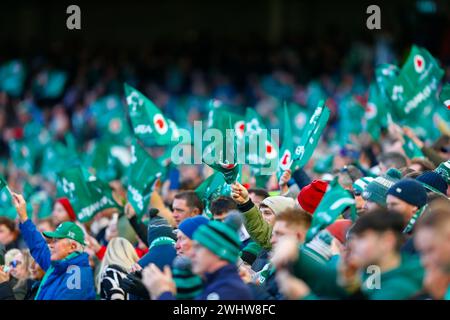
left=293, top=249, right=425, bottom=300
left=237, top=200, right=272, bottom=251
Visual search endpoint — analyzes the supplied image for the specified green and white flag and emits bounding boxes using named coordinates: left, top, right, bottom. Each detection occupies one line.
left=57, top=166, right=119, bottom=223
left=387, top=46, right=444, bottom=121
left=292, top=100, right=330, bottom=170
left=365, top=82, right=388, bottom=141
left=439, top=83, right=450, bottom=109
left=402, top=134, right=425, bottom=159
left=90, top=94, right=132, bottom=143
left=203, top=115, right=241, bottom=184
left=277, top=103, right=294, bottom=178
left=124, top=83, right=174, bottom=146
left=195, top=172, right=231, bottom=218
left=306, top=177, right=356, bottom=242
left=33, top=70, right=67, bottom=99
left=338, top=95, right=365, bottom=145
left=9, top=139, right=39, bottom=175
left=0, top=60, right=26, bottom=97
left=127, top=139, right=163, bottom=218
left=245, top=108, right=279, bottom=176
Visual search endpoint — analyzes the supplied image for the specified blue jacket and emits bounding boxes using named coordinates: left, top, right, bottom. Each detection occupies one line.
left=19, top=219, right=96, bottom=300
left=159, top=263, right=253, bottom=300
left=197, top=264, right=253, bottom=300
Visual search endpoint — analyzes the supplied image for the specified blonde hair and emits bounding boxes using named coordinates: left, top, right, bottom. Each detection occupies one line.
left=96, top=237, right=139, bottom=293
left=5, top=249, right=32, bottom=290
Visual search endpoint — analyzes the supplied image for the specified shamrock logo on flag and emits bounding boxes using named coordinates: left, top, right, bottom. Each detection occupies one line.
left=62, top=178, right=76, bottom=198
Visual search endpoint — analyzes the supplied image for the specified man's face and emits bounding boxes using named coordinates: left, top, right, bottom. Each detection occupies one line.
left=270, top=221, right=306, bottom=247
left=47, top=238, right=75, bottom=261
left=348, top=231, right=388, bottom=268
left=415, top=225, right=450, bottom=273
left=249, top=193, right=265, bottom=208
left=172, top=198, right=197, bottom=226
left=0, top=224, right=14, bottom=245
left=52, top=202, right=70, bottom=226
left=260, top=205, right=276, bottom=226
left=176, top=231, right=193, bottom=256
left=363, top=200, right=381, bottom=212
left=190, top=242, right=220, bottom=275
left=386, top=195, right=417, bottom=225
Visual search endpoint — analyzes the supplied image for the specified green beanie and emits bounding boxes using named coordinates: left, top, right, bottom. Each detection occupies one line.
left=240, top=241, right=262, bottom=265
left=172, top=256, right=203, bottom=300
left=435, top=160, right=450, bottom=185
left=353, top=177, right=375, bottom=194
left=362, top=168, right=401, bottom=206
left=192, top=211, right=242, bottom=264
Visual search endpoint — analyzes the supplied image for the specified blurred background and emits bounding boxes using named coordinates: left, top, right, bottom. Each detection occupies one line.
left=0, top=0, right=449, bottom=201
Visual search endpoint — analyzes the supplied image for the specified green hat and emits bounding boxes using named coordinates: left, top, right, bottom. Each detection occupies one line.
left=172, top=256, right=203, bottom=300
left=43, top=221, right=86, bottom=246
left=362, top=168, right=401, bottom=206
left=192, top=211, right=242, bottom=264
left=352, top=177, right=375, bottom=194
left=435, top=160, right=450, bottom=185
left=240, top=241, right=262, bottom=265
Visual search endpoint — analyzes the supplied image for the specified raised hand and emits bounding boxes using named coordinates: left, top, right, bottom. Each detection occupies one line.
left=231, top=182, right=249, bottom=205
left=11, top=192, right=28, bottom=223
left=142, top=263, right=176, bottom=299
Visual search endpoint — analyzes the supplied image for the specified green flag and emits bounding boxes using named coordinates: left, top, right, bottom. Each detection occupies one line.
left=90, top=94, right=132, bottom=143
left=439, top=83, right=450, bottom=109
left=195, top=172, right=231, bottom=218
left=338, top=95, right=366, bottom=145
left=277, top=103, right=294, bottom=178
left=402, top=134, right=425, bottom=159
left=203, top=115, right=241, bottom=184
left=41, top=141, right=80, bottom=181
left=292, top=100, right=330, bottom=170
left=127, top=139, right=163, bottom=218
left=387, top=46, right=444, bottom=121
left=0, top=60, right=26, bottom=97
left=84, top=139, right=130, bottom=183
left=57, top=166, right=119, bottom=222
left=306, top=177, right=356, bottom=242
left=245, top=108, right=279, bottom=176
left=365, top=82, right=388, bottom=141
left=33, top=70, right=67, bottom=99
left=9, top=139, right=39, bottom=174
left=124, top=83, right=174, bottom=146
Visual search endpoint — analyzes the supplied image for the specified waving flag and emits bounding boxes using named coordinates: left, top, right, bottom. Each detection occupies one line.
left=57, top=166, right=119, bottom=222
left=292, top=100, right=330, bottom=170
left=0, top=60, right=26, bottom=97
left=127, top=139, right=163, bottom=218
left=387, top=46, right=444, bottom=122
left=277, top=103, right=294, bottom=179
left=124, top=83, right=174, bottom=146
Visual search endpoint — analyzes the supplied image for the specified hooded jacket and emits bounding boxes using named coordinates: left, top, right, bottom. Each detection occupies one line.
left=19, top=219, right=95, bottom=300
